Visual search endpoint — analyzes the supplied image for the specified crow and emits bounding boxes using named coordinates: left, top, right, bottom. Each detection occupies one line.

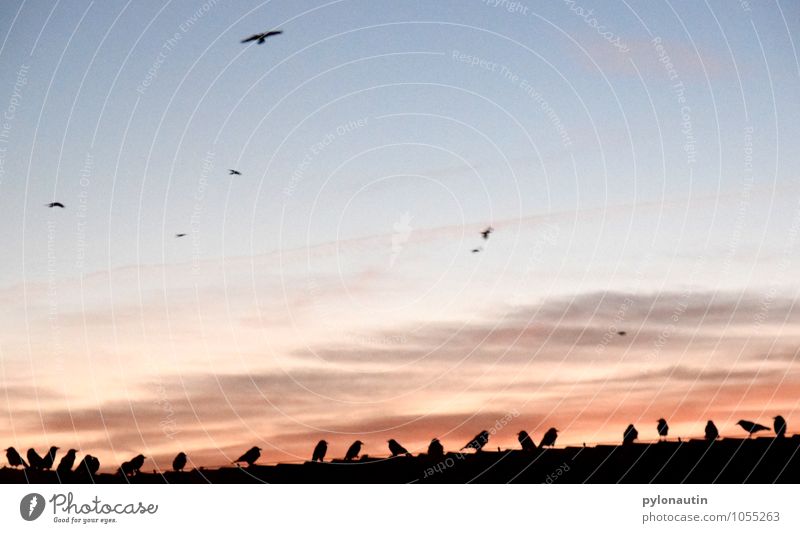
left=657, top=418, right=669, bottom=441
left=78, top=455, right=100, bottom=476
left=539, top=428, right=559, bottom=448
left=41, top=446, right=59, bottom=470
left=311, top=440, right=327, bottom=462
left=517, top=431, right=536, bottom=451
left=241, top=30, right=282, bottom=45
left=172, top=452, right=187, bottom=472
left=480, top=226, right=494, bottom=240
left=118, top=454, right=146, bottom=476
left=737, top=419, right=770, bottom=437
left=773, top=415, right=787, bottom=438
left=56, top=449, right=78, bottom=477
left=4, top=447, right=28, bottom=468
left=46, top=202, right=65, bottom=208
left=617, top=331, right=627, bottom=336
left=26, top=448, right=45, bottom=470
left=461, top=430, right=490, bottom=452
left=233, top=446, right=261, bottom=467
left=344, top=440, right=363, bottom=461
left=228, top=169, right=242, bottom=175
left=388, top=439, right=410, bottom=457
left=427, top=438, right=444, bottom=458
left=471, top=247, right=482, bottom=253
left=175, top=233, right=187, bottom=238
left=704, top=420, right=719, bottom=440
left=623, top=424, right=639, bottom=445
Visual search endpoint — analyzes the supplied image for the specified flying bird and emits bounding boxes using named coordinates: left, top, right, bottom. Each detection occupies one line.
left=427, top=438, right=444, bottom=458
left=461, top=430, right=490, bottom=452
left=704, top=420, right=719, bottom=440
left=480, top=226, right=494, bottom=240
left=175, top=233, right=187, bottom=238
left=26, top=448, right=45, bottom=470
left=233, top=446, right=261, bottom=467
left=737, top=419, right=770, bottom=437
left=471, top=247, right=483, bottom=253
left=241, top=30, right=282, bottom=45
left=5, top=447, right=28, bottom=468
left=311, top=440, right=327, bottom=462
left=539, top=428, right=559, bottom=448
left=228, top=169, right=242, bottom=175
left=41, top=446, right=59, bottom=470
left=172, top=452, right=187, bottom=472
left=46, top=202, right=65, bottom=208
left=118, top=454, right=146, bottom=476
left=56, top=449, right=78, bottom=477
left=657, top=419, right=669, bottom=441
left=78, top=455, right=100, bottom=476
left=773, top=416, right=787, bottom=438
left=617, top=331, right=627, bottom=336
left=388, top=439, right=410, bottom=457
left=623, top=424, right=639, bottom=445
left=344, top=440, right=363, bottom=461
left=518, top=431, right=536, bottom=451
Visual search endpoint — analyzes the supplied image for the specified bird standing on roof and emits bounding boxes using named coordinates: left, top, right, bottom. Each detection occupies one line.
left=517, top=431, right=536, bottom=451
left=78, top=455, right=100, bottom=476
left=311, top=440, right=327, bottom=462
left=427, top=438, right=444, bottom=458
left=461, top=430, right=490, bottom=452
left=56, top=449, right=78, bottom=477
left=737, top=419, right=770, bottom=437
left=172, top=452, right=187, bottom=472
left=26, top=448, right=45, bottom=470
left=704, top=420, right=719, bottom=440
left=773, top=416, right=787, bottom=438
left=344, top=440, right=363, bottom=461
left=539, top=428, right=559, bottom=448
left=233, top=447, right=261, bottom=467
left=5, top=447, right=28, bottom=468
left=623, top=424, right=639, bottom=445
left=388, top=439, right=410, bottom=457
left=657, top=419, right=669, bottom=441
left=41, top=446, right=59, bottom=470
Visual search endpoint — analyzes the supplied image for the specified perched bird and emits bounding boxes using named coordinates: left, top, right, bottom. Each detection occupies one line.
left=388, top=439, right=410, bottom=457
left=471, top=247, right=483, bottom=253
left=5, top=447, right=28, bottom=468
left=517, top=431, right=536, bottom=451
left=46, top=202, right=65, bottom=208
left=233, top=446, right=261, bottom=467
left=175, top=233, right=187, bottom=238
left=461, top=430, right=490, bottom=452
left=704, top=420, right=719, bottom=440
left=737, top=419, right=770, bottom=437
left=344, top=440, right=363, bottom=461
left=657, top=419, right=669, bottom=441
left=539, top=428, right=559, bottom=448
left=56, top=449, right=78, bottom=477
left=78, top=455, right=100, bottom=476
left=427, top=438, right=444, bottom=458
left=773, top=416, right=787, bottom=438
left=241, top=30, right=283, bottom=45
left=26, top=448, right=45, bottom=470
left=228, top=169, right=242, bottom=175
left=172, top=452, right=187, bottom=472
left=41, top=446, right=59, bottom=470
left=311, top=440, right=327, bottom=462
left=623, top=424, right=639, bottom=445
left=480, top=226, right=494, bottom=240
left=118, top=454, right=146, bottom=476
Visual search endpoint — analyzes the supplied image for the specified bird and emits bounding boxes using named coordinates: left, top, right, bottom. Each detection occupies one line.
left=233, top=446, right=261, bottom=467
left=46, top=202, right=65, bottom=208
left=704, top=420, right=719, bottom=440
left=480, top=226, right=494, bottom=240
left=471, top=247, right=483, bottom=253
left=427, top=438, right=444, bottom=458
left=172, top=452, right=187, bottom=472
left=41, top=446, right=59, bottom=470
left=657, top=418, right=669, bottom=441
left=241, top=30, right=282, bottom=45
left=311, top=440, right=327, bottom=462
left=617, top=331, right=627, bottom=336
left=344, top=440, right=363, bottom=461
left=118, top=454, right=146, bottom=476
left=517, top=431, right=537, bottom=451
left=388, top=439, right=410, bottom=457
left=5, top=447, right=28, bottom=468
left=56, top=449, right=78, bottom=477
left=175, top=233, right=187, bottom=238
left=26, top=448, right=45, bottom=470
left=539, top=428, right=559, bottom=448
left=737, top=419, right=770, bottom=437
left=78, top=455, right=100, bottom=476
left=773, top=416, right=787, bottom=438
left=228, top=169, right=242, bottom=175
left=623, top=424, right=639, bottom=445
left=461, top=430, right=490, bottom=452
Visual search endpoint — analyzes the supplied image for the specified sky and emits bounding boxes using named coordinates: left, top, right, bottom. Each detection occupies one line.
left=0, top=0, right=799, bottom=472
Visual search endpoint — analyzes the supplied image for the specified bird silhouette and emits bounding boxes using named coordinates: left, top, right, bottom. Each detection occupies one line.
left=705, top=420, right=719, bottom=440
left=26, top=448, right=45, bottom=470
left=388, top=439, right=410, bottom=457
left=517, top=431, right=537, bottom=451
left=539, top=428, right=559, bottom=448
left=427, top=438, right=444, bottom=458
left=773, top=416, right=787, bottom=438
left=623, top=424, right=639, bottom=445
left=56, top=449, right=78, bottom=477
left=241, top=30, right=282, bottom=44
left=461, top=430, right=490, bottom=452
left=172, top=452, right=187, bottom=472
left=737, top=419, right=770, bottom=437
left=228, top=169, right=242, bottom=175
left=4, top=447, right=28, bottom=468
left=118, top=454, right=146, bottom=476
left=41, top=446, right=59, bottom=470
left=233, top=446, right=261, bottom=467
left=657, top=418, right=669, bottom=441
left=480, top=227, right=494, bottom=240
left=311, top=440, right=327, bottom=462
left=175, top=233, right=187, bottom=238
left=46, top=202, right=65, bottom=208
left=344, top=440, right=363, bottom=461
left=471, top=247, right=483, bottom=253
left=78, top=455, right=100, bottom=476
left=617, top=331, right=627, bottom=336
